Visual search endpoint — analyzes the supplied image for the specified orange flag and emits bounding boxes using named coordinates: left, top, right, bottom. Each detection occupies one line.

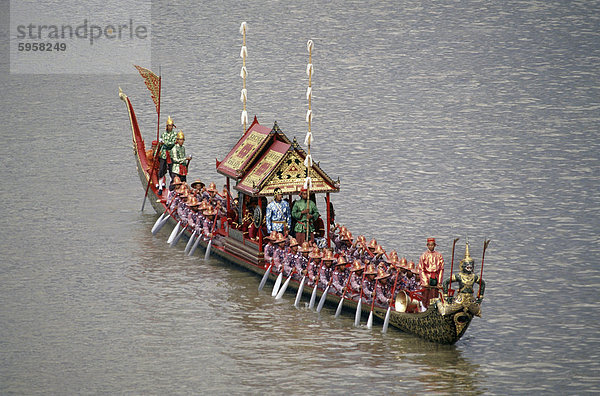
left=134, top=65, right=161, bottom=114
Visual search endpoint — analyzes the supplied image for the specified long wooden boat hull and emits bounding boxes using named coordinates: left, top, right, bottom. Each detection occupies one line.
left=120, top=91, right=475, bottom=345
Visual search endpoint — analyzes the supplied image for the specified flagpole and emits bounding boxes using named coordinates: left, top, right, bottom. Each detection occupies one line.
left=156, top=66, right=161, bottom=141
left=304, top=40, right=314, bottom=241
left=240, top=22, right=248, bottom=135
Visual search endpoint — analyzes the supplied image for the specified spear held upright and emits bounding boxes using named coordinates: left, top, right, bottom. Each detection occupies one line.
left=478, top=239, right=490, bottom=299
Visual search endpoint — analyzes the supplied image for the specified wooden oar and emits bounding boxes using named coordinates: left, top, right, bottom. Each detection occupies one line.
left=204, top=204, right=221, bottom=260
left=366, top=279, right=379, bottom=329
left=271, top=270, right=283, bottom=297
left=153, top=208, right=174, bottom=234
left=151, top=212, right=166, bottom=234
left=141, top=142, right=162, bottom=211
left=275, top=269, right=296, bottom=300
left=166, top=220, right=181, bottom=244
left=382, top=272, right=401, bottom=334
left=294, top=275, right=306, bottom=307
left=335, top=273, right=352, bottom=318
left=152, top=204, right=176, bottom=235
left=354, top=271, right=367, bottom=327
left=258, top=263, right=273, bottom=291
left=170, top=223, right=188, bottom=247
left=187, top=225, right=203, bottom=256
left=293, top=258, right=311, bottom=307
left=308, top=260, right=325, bottom=309
left=316, top=278, right=333, bottom=313
left=183, top=229, right=197, bottom=254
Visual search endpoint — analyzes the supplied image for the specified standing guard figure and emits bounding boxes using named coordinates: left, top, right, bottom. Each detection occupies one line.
left=157, top=115, right=178, bottom=195
left=419, top=237, right=445, bottom=307
left=441, top=242, right=485, bottom=316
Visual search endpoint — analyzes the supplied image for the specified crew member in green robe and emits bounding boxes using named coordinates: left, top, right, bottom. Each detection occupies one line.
left=292, top=187, right=319, bottom=245
left=157, top=115, right=178, bottom=195
left=170, top=131, right=192, bottom=182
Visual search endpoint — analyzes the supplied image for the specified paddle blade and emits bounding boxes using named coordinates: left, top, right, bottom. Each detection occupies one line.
left=382, top=306, right=391, bottom=334
left=184, top=231, right=197, bottom=254
left=308, top=284, right=318, bottom=310
left=275, top=275, right=292, bottom=300
left=204, top=239, right=213, bottom=260
left=316, top=285, right=330, bottom=313
left=271, top=272, right=283, bottom=297
left=151, top=213, right=165, bottom=234
left=170, top=226, right=186, bottom=247
left=258, top=265, right=272, bottom=291
left=152, top=213, right=170, bottom=235
left=367, top=311, right=373, bottom=329
left=354, top=299, right=362, bottom=327
left=294, top=276, right=306, bottom=307
left=167, top=222, right=181, bottom=244
left=188, top=233, right=202, bottom=256
left=335, top=296, right=344, bottom=318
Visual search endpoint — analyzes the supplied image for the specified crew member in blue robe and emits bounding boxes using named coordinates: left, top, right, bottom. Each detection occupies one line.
left=265, top=187, right=292, bottom=234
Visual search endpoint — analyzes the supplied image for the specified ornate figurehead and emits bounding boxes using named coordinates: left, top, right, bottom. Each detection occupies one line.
left=440, top=241, right=485, bottom=317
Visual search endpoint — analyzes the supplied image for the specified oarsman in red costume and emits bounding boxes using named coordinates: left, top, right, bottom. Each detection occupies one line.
left=419, top=237, right=445, bottom=308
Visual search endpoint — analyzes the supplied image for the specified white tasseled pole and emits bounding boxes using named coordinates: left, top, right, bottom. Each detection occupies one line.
left=305, top=39, right=314, bottom=241
left=240, top=22, right=248, bottom=135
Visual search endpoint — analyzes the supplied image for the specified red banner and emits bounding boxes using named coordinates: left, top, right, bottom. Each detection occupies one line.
left=134, top=65, right=161, bottom=114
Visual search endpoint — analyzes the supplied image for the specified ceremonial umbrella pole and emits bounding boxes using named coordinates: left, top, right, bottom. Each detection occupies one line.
left=447, top=237, right=460, bottom=299
left=478, top=239, right=491, bottom=299
left=304, top=40, right=315, bottom=242
left=240, top=22, right=248, bottom=136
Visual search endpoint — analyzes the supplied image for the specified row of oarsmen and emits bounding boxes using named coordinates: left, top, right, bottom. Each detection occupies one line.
left=163, top=179, right=425, bottom=311
left=165, top=176, right=226, bottom=241
left=263, top=231, right=424, bottom=311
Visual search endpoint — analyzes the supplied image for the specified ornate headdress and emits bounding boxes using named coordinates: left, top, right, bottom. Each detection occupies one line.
left=460, top=241, right=474, bottom=268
